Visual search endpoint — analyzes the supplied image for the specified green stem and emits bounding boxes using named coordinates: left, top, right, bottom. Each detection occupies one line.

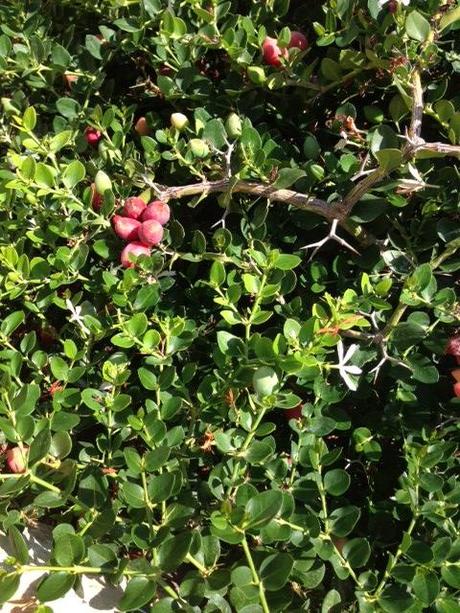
left=16, top=563, right=183, bottom=599
left=241, top=536, right=270, bottom=613
left=370, top=516, right=417, bottom=599
left=226, top=401, right=270, bottom=497
left=276, top=518, right=363, bottom=589
left=431, top=240, right=460, bottom=269
left=317, top=467, right=363, bottom=589
left=30, top=473, right=91, bottom=512
left=30, top=473, right=61, bottom=494
left=318, top=466, right=329, bottom=534
left=382, top=302, right=407, bottom=340
left=245, top=271, right=268, bottom=341
left=185, top=553, right=208, bottom=575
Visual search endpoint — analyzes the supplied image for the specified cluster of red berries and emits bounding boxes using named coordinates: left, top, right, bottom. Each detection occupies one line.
left=262, top=31, right=308, bottom=67
left=446, top=335, right=460, bottom=398
left=112, top=197, right=171, bottom=268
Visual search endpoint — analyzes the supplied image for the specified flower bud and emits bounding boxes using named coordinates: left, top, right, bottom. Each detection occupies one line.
left=189, top=138, right=209, bottom=158
left=170, top=113, right=189, bottom=131
left=134, top=116, right=150, bottom=136
left=247, top=66, right=266, bottom=85
left=94, top=170, right=112, bottom=195
left=252, top=366, right=278, bottom=398
left=225, top=113, right=242, bottom=139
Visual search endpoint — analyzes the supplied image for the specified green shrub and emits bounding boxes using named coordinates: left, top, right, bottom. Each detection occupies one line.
left=0, top=0, right=459, bottom=611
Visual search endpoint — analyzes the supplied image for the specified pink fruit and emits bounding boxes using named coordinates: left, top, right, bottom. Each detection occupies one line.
left=112, top=215, right=141, bottom=241
left=6, top=446, right=28, bottom=474
left=138, top=220, right=164, bottom=246
left=289, top=31, right=308, bottom=51
left=284, top=404, right=303, bottom=421
left=120, top=242, right=151, bottom=268
left=90, top=183, right=103, bottom=211
left=451, top=369, right=460, bottom=383
left=262, top=37, right=288, bottom=67
left=85, top=127, right=102, bottom=146
left=134, top=116, right=150, bottom=136
left=446, top=335, right=460, bottom=358
left=122, top=197, right=147, bottom=220
left=454, top=382, right=460, bottom=398
left=141, top=200, right=170, bottom=225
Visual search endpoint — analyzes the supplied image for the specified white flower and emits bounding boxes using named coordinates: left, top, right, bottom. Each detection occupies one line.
left=66, top=299, right=91, bottom=335
left=335, top=341, right=363, bottom=391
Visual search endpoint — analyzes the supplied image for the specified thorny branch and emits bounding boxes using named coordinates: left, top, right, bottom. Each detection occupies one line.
left=143, top=68, right=460, bottom=252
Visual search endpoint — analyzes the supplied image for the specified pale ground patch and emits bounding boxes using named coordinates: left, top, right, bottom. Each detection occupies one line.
left=0, top=525, right=125, bottom=612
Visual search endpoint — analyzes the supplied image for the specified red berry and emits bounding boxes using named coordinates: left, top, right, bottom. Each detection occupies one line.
left=6, top=447, right=28, bottom=474
left=159, top=64, right=173, bottom=76
left=112, top=215, right=141, bottom=241
left=454, top=382, right=460, bottom=398
left=84, top=127, right=102, bottom=146
left=138, top=220, right=164, bottom=246
left=120, top=242, right=151, bottom=268
left=284, top=404, right=303, bottom=421
left=289, top=31, right=308, bottom=51
left=122, top=197, right=146, bottom=220
left=262, top=37, right=287, bottom=67
left=141, top=201, right=170, bottom=225
left=445, top=335, right=460, bottom=358
left=91, top=183, right=103, bottom=211
left=134, top=116, right=150, bottom=136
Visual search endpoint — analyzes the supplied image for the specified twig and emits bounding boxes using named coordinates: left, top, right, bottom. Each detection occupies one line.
left=139, top=69, right=459, bottom=256
left=301, top=218, right=360, bottom=261
left=339, top=167, right=387, bottom=217
left=157, top=178, right=333, bottom=218
left=407, top=69, right=424, bottom=143
left=340, top=68, right=425, bottom=217
left=414, top=141, right=460, bottom=157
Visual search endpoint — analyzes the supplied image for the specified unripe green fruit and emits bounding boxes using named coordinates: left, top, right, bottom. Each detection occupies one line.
left=94, top=170, right=112, bottom=195
left=225, top=113, right=242, bottom=139
left=170, top=112, right=189, bottom=131
left=303, top=135, right=321, bottom=160
left=252, top=366, right=278, bottom=398
left=247, top=66, right=266, bottom=85
left=189, top=138, right=209, bottom=158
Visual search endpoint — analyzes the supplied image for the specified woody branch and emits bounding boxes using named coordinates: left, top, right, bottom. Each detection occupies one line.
left=144, top=68, right=460, bottom=248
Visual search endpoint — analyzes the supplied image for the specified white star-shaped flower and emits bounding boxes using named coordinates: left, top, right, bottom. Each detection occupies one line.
left=66, top=299, right=91, bottom=335
left=335, top=341, right=363, bottom=391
